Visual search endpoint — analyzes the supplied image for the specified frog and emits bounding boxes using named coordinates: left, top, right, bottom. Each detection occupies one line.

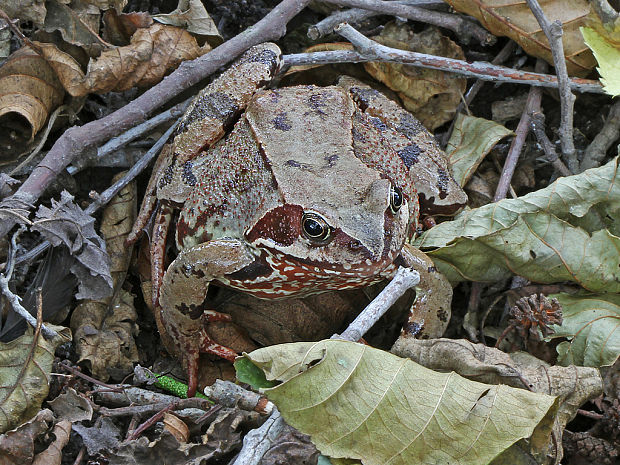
left=128, top=43, right=467, bottom=396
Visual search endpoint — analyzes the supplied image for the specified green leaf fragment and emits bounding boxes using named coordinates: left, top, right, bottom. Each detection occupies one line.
left=581, top=27, right=620, bottom=97
left=234, top=357, right=277, bottom=389
left=244, top=340, right=558, bottom=465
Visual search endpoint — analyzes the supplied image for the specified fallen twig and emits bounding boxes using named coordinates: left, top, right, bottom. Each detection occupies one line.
left=230, top=407, right=286, bottom=465
left=67, top=98, right=190, bottom=175
left=323, top=0, right=494, bottom=45
left=285, top=24, right=603, bottom=93
left=336, top=266, right=420, bottom=342
left=581, top=100, right=620, bottom=171
left=526, top=0, right=577, bottom=173
left=0, top=0, right=313, bottom=240
left=494, top=59, right=546, bottom=201
left=308, top=0, right=445, bottom=40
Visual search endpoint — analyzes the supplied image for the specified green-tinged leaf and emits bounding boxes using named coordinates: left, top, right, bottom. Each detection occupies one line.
left=548, top=293, right=620, bottom=367
left=416, top=157, right=620, bottom=291
left=0, top=325, right=71, bottom=433
left=245, top=340, right=558, bottom=465
left=446, top=114, right=513, bottom=186
left=581, top=27, right=620, bottom=96
left=234, top=357, right=277, bottom=389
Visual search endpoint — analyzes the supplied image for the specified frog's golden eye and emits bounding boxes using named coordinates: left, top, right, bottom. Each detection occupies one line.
left=302, top=212, right=332, bottom=242
left=390, top=185, right=404, bottom=213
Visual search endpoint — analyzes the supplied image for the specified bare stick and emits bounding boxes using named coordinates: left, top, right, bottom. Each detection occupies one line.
left=336, top=266, right=420, bottom=342
left=526, top=0, right=577, bottom=173
left=323, top=0, right=494, bottom=45
left=231, top=407, right=286, bottom=465
left=581, top=100, right=620, bottom=171
left=494, top=59, right=545, bottom=201
left=0, top=0, right=312, bottom=240
left=67, top=98, right=190, bottom=175
left=308, top=0, right=444, bottom=40
left=290, top=25, right=602, bottom=93
left=529, top=111, right=572, bottom=176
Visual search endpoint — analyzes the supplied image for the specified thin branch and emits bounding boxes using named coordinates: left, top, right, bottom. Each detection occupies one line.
left=494, top=59, right=546, bottom=202
left=581, top=100, right=620, bottom=171
left=322, top=0, right=494, bottom=45
left=529, top=111, right=572, bottom=176
left=285, top=25, right=602, bottom=93
left=525, top=0, right=577, bottom=173
left=0, top=0, right=312, bottom=240
left=336, top=266, right=420, bottom=342
left=67, top=98, right=190, bottom=175
left=230, top=408, right=286, bottom=465
left=308, top=0, right=445, bottom=40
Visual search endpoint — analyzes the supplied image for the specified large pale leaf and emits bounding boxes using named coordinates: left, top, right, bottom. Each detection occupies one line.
left=244, top=340, right=558, bottom=465
left=0, top=326, right=71, bottom=433
left=548, top=293, right=620, bottom=367
left=446, top=113, right=513, bottom=186
left=416, top=157, right=620, bottom=292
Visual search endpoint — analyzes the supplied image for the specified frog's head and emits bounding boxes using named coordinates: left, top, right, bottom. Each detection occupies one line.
left=245, top=164, right=417, bottom=281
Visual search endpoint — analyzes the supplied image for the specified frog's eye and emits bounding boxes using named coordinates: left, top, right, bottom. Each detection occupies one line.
left=390, top=185, right=404, bottom=213
left=302, top=212, right=332, bottom=242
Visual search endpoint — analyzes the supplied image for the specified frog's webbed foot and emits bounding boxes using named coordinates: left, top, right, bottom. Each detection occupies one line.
left=397, top=243, right=452, bottom=339
left=159, top=239, right=255, bottom=396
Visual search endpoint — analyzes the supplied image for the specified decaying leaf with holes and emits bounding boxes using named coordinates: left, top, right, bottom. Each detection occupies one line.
left=70, top=172, right=138, bottom=382
left=364, top=23, right=467, bottom=130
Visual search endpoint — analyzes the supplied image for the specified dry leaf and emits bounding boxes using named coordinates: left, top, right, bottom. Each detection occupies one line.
left=71, top=173, right=138, bottom=381
left=47, top=387, right=93, bottom=423
left=0, top=326, right=71, bottom=433
left=154, top=0, right=222, bottom=45
left=32, top=190, right=113, bottom=300
left=43, top=0, right=107, bottom=56
left=31, top=420, right=71, bottom=465
left=0, top=409, right=54, bottom=464
left=81, top=0, right=127, bottom=11
left=0, top=0, right=46, bottom=26
left=102, top=10, right=154, bottom=45
left=364, top=23, right=467, bottom=130
left=0, top=46, right=64, bottom=151
left=40, top=23, right=210, bottom=97
left=444, top=0, right=596, bottom=75
left=163, top=413, right=189, bottom=444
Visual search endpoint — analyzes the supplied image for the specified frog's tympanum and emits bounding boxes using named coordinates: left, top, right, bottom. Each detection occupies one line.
left=128, top=43, right=467, bottom=395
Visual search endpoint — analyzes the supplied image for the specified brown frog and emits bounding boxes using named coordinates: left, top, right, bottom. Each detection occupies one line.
left=128, top=43, right=467, bottom=395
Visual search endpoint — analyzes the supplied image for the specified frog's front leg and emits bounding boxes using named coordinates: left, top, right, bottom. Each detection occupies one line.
left=159, top=239, right=255, bottom=396
left=397, top=243, right=452, bottom=339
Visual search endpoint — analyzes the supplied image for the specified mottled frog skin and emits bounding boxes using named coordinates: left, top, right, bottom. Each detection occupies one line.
left=128, top=43, right=467, bottom=395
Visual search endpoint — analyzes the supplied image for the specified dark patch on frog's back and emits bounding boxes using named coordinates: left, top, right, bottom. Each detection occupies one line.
left=397, top=143, right=422, bottom=168
left=347, top=86, right=383, bottom=111
left=246, top=204, right=303, bottom=247
left=178, top=91, right=240, bottom=134
left=240, top=48, right=279, bottom=67
left=181, top=161, right=197, bottom=186
left=272, top=112, right=292, bottom=131
left=397, top=113, right=425, bottom=139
